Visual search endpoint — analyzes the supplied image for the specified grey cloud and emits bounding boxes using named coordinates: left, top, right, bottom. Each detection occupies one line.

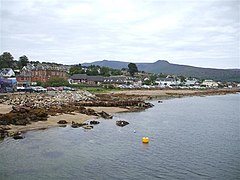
left=0, top=0, right=239, bottom=68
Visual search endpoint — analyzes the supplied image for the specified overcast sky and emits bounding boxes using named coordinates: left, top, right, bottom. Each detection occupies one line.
left=0, top=0, right=239, bottom=68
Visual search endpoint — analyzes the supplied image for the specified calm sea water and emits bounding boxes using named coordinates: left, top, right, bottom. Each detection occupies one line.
left=0, top=94, right=239, bottom=180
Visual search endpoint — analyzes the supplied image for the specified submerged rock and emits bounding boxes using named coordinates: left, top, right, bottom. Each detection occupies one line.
left=59, top=124, right=67, bottom=128
left=71, top=123, right=79, bottom=128
left=71, top=121, right=88, bottom=128
left=90, top=120, right=100, bottom=125
left=116, top=120, right=129, bottom=127
left=82, top=125, right=93, bottom=129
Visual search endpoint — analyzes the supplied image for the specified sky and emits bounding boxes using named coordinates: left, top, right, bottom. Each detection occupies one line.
left=0, top=0, right=239, bottom=68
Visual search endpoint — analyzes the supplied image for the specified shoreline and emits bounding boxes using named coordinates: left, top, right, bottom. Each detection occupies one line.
left=1, top=106, right=130, bottom=135
left=0, top=88, right=239, bottom=137
left=106, top=88, right=240, bottom=101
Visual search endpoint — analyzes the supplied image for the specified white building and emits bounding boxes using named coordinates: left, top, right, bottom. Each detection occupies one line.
left=155, top=78, right=180, bottom=87
left=202, top=80, right=218, bottom=88
left=0, top=68, right=15, bottom=78
left=184, top=78, right=199, bottom=86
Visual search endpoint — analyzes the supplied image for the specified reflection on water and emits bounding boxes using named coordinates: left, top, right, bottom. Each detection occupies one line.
left=0, top=94, right=239, bottom=180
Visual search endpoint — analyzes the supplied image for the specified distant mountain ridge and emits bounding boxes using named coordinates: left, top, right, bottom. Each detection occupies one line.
left=82, top=60, right=240, bottom=82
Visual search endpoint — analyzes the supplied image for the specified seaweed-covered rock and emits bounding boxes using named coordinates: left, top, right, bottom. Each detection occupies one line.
left=13, top=131, right=24, bottom=140
left=116, top=120, right=129, bottom=127
left=98, top=111, right=113, bottom=119
left=71, top=123, right=79, bottom=128
left=90, top=120, right=100, bottom=125
left=0, top=126, right=10, bottom=138
left=71, top=121, right=88, bottom=128
left=57, top=120, right=68, bottom=124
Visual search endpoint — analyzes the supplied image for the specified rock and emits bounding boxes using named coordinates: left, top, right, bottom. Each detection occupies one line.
left=116, top=120, right=129, bottom=127
left=98, top=111, right=113, bottom=119
left=13, top=131, right=24, bottom=140
left=90, top=120, right=100, bottom=125
left=71, top=122, right=88, bottom=128
left=57, top=120, right=68, bottom=124
left=0, top=127, right=8, bottom=138
left=71, top=124, right=79, bottom=128
left=79, top=123, right=88, bottom=127
left=85, top=108, right=98, bottom=116
left=82, top=125, right=93, bottom=129
left=59, top=124, right=67, bottom=127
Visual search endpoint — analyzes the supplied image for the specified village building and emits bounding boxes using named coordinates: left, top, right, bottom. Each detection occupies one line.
left=0, top=68, right=15, bottom=78
left=201, top=80, right=219, bottom=88
left=70, top=74, right=104, bottom=85
left=16, top=69, right=32, bottom=87
left=103, top=76, right=127, bottom=85
left=0, top=76, right=17, bottom=92
left=16, top=64, right=68, bottom=86
left=29, top=64, right=67, bottom=83
left=184, top=78, right=199, bottom=86
left=155, top=77, right=180, bottom=87
left=70, top=74, right=127, bottom=85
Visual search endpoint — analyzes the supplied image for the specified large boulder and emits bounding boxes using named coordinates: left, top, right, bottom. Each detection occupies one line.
left=98, top=111, right=113, bottom=119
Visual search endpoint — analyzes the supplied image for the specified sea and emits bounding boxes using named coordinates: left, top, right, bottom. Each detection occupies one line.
left=0, top=93, right=239, bottom=180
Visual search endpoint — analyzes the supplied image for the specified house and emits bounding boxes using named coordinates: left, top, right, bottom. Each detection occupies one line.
left=184, top=78, right=199, bottom=86
left=31, top=65, right=68, bottom=83
left=70, top=74, right=104, bottom=84
left=103, top=76, right=127, bottom=85
left=0, top=77, right=17, bottom=92
left=16, top=69, right=32, bottom=87
left=88, top=76, right=104, bottom=84
left=0, top=68, right=15, bottom=78
left=70, top=74, right=88, bottom=84
left=155, top=78, right=180, bottom=87
left=201, top=80, right=218, bottom=88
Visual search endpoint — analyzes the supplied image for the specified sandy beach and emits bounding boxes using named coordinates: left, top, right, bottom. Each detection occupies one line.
left=0, top=104, right=129, bottom=134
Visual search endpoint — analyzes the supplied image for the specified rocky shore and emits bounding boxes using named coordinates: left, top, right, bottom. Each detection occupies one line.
left=0, top=88, right=239, bottom=139
left=0, top=90, right=153, bottom=139
left=109, top=88, right=240, bottom=100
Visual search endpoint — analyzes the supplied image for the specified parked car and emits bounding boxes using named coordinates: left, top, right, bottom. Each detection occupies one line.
left=47, top=87, right=56, bottom=91
left=31, top=86, right=47, bottom=92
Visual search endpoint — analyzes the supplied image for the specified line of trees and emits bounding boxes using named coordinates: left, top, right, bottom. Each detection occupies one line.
left=69, top=64, right=123, bottom=76
left=0, top=52, right=38, bottom=69
left=1, top=52, right=140, bottom=78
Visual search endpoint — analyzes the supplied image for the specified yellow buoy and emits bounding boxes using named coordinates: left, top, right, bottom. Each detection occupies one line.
left=142, top=137, right=149, bottom=143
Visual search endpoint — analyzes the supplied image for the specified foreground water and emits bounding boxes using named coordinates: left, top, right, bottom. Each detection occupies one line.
left=0, top=94, right=239, bottom=180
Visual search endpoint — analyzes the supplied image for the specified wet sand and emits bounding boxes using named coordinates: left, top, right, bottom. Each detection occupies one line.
left=1, top=105, right=129, bottom=133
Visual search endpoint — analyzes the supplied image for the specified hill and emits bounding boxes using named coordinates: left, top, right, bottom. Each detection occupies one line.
left=82, top=60, right=240, bottom=82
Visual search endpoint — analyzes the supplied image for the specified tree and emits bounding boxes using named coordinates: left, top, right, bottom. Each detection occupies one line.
left=0, top=52, right=14, bottom=68
left=45, top=77, right=69, bottom=87
left=179, top=76, right=186, bottom=82
left=69, top=64, right=85, bottom=75
left=100, top=66, right=111, bottom=76
left=128, top=63, right=138, bottom=77
left=18, top=55, right=29, bottom=68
